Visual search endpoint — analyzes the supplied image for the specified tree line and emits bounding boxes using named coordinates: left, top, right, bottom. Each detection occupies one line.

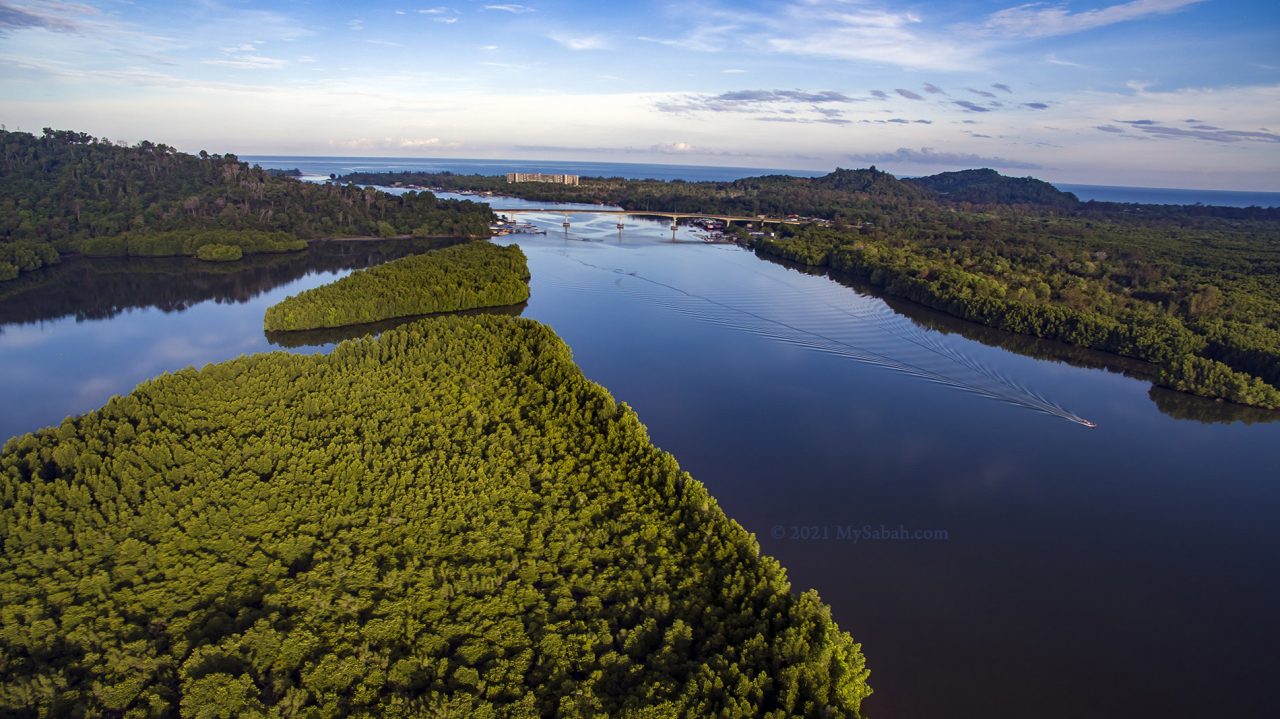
left=0, top=315, right=871, bottom=718
left=0, top=128, right=495, bottom=281
left=746, top=224, right=1280, bottom=409
left=72, top=229, right=306, bottom=259
left=263, top=242, right=530, bottom=332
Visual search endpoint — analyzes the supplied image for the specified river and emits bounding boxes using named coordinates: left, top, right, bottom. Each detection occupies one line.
left=1, top=197, right=1277, bottom=718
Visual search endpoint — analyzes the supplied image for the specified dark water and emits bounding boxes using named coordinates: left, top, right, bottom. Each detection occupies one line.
left=246, top=155, right=1280, bottom=207
left=2, top=204, right=1278, bottom=719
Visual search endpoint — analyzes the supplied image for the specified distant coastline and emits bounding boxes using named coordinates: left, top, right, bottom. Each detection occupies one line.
left=1052, top=182, right=1280, bottom=208
left=243, top=155, right=1280, bottom=208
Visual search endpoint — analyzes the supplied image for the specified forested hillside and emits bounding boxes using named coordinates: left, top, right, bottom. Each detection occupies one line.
left=264, top=242, right=531, bottom=331
left=0, top=129, right=495, bottom=280
left=903, top=168, right=1080, bottom=208
left=0, top=316, right=871, bottom=718
left=340, top=167, right=929, bottom=218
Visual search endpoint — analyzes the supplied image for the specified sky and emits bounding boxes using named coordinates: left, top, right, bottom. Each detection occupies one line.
left=1, top=0, right=1278, bottom=189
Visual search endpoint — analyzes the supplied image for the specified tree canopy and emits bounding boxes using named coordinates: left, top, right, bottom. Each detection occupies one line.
left=903, top=168, right=1080, bottom=208
left=0, top=316, right=871, bottom=718
left=0, top=128, right=495, bottom=281
left=263, top=242, right=530, bottom=332
left=73, top=229, right=305, bottom=259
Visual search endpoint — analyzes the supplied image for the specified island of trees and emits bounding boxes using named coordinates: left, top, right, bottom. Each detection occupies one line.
left=345, top=168, right=1280, bottom=410
left=0, top=128, right=495, bottom=280
left=0, top=315, right=871, bottom=718
left=264, top=242, right=531, bottom=332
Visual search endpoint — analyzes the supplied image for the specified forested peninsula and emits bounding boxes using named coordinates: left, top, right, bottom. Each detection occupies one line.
left=0, top=316, right=870, bottom=718
left=346, top=168, right=1280, bottom=410
left=0, top=129, right=495, bottom=280
left=264, top=242, right=531, bottom=332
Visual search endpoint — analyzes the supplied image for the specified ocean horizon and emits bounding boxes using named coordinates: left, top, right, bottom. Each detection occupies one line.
left=244, top=155, right=1280, bottom=209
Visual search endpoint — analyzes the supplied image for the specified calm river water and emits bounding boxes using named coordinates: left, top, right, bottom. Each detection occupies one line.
left=2, top=196, right=1277, bottom=718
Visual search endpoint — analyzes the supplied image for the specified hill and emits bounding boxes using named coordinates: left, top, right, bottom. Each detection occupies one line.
left=906, top=169, right=1080, bottom=208
left=0, top=128, right=495, bottom=280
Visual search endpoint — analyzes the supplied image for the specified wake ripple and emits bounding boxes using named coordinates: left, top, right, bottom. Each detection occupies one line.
left=552, top=252, right=1097, bottom=429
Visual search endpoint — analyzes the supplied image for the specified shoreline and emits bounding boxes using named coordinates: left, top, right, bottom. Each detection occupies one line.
left=745, top=239, right=1280, bottom=412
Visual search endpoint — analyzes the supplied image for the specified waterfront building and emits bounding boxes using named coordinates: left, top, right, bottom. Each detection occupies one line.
left=506, top=172, right=580, bottom=185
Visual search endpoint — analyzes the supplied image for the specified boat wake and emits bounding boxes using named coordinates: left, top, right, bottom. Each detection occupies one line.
left=554, top=252, right=1097, bottom=429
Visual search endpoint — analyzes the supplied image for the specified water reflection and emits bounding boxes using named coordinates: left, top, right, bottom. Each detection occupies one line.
left=753, top=251, right=1279, bottom=426
left=1147, top=385, right=1280, bottom=424
left=0, top=238, right=464, bottom=330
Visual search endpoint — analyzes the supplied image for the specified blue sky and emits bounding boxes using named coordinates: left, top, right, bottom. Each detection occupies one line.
left=1, top=0, right=1278, bottom=189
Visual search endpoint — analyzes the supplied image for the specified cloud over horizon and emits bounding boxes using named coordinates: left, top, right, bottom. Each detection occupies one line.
left=0, top=0, right=1273, bottom=189
left=844, top=146, right=1040, bottom=170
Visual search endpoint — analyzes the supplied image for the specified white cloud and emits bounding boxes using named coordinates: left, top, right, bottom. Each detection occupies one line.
left=656, top=0, right=1201, bottom=74
left=982, top=0, right=1204, bottom=39
left=483, top=4, right=534, bottom=13
left=203, top=54, right=288, bottom=70
left=844, top=146, right=1040, bottom=169
left=328, top=135, right=460, bottom=151
left=636, top=35, right=680, bottom=47
left=1045, top=53, right=1088, bottom=68
left=680, top=1, right=982, bottom=72
left=550, top=33, right=607, bottom=50
left=419, top=7, right=460, bottom=22
left=2, top=53, right=272, bottom=91
left=400, top=137, right=443, bottom=148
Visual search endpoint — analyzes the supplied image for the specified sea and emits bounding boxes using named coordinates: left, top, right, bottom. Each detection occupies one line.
left=243, top=155, right=1280, bottom=208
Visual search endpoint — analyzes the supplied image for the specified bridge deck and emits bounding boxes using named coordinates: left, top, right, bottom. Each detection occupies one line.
left=492, top=208, right=799, bottom=224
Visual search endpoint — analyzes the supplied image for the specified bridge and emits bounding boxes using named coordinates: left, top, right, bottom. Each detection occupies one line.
left=492, top=208, right=802, bottom=226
